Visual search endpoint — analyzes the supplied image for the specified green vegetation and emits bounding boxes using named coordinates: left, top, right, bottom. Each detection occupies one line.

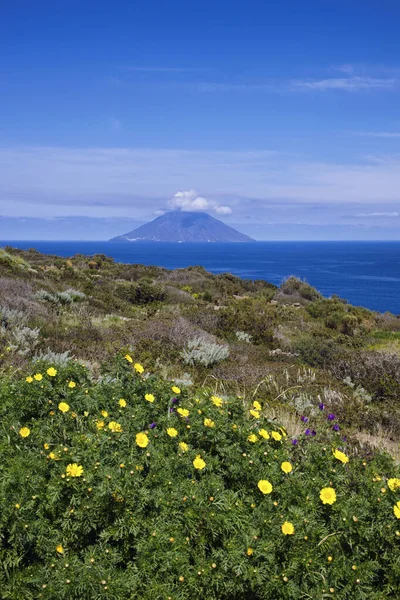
left=1, top=246, right=400, bottom=598
left=1, top=359, right=400, bottom=599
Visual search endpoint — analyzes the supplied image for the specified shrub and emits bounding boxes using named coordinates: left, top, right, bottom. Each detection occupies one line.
left=216, top=301, right=276, bottom=345
left=294, top=335, right=342, bottom=369
left=117, top=281, right=166, bottom=305
left=181, top=337, right=230, bottom=367
left=235, top=330, right=253, bottom=343
left=280, top=276, right=322, bottom=301
left=35, top=288, right=86, bottom=306
left=0, top=361, right=399, bottom=599
left=33, top=349, right=73, bottom=367
left=7, top=325, right=40, bottom=356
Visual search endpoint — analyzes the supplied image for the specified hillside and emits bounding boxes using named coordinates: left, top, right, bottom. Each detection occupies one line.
left=1, top=245, right=400, bottom=598
left=110, top=210, right=255, bottom=242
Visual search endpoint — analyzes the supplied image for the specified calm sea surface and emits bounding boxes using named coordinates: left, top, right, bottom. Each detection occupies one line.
left=3, top=241, right=400, bottom=315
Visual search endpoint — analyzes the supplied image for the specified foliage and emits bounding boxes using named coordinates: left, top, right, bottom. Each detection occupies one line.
left=0, top=360, right=400, bottom=599
left=35, top=288, right=86, bottom=306
left=117, top=281, right=166, bottom=305
left=181, top=337, right=230, bottom=367
left=280, top=276, right=322, bottom=301
left=235, top=331, right=253, bottom=343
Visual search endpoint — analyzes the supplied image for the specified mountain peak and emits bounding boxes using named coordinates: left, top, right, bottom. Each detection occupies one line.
left=110, top=210, right=255, bottom=243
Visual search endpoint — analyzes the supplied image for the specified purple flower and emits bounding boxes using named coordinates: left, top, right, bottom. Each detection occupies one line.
left=333, top=424, right=340, bottom=432
left=319, top=403, right=325, bottom=411
left=301, top=416, right=308, bottom=423
left=311, top=430, right=316, bottom=436
left=149, top=422, right=157, bottom=429
left=342, top=436, right=347, bottom=442
left=292, top=439, right=298, bottom=446
left=169, top=407, right=175, bottom=413
left=327, top=413, right=335, bottom=421
left=305, top=428, right=311, bottom=436
left=171, top=397, right=179, bottom=404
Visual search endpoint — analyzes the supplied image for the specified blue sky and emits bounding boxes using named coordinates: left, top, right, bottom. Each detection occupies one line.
left=1, top=0, right=400, bottom=240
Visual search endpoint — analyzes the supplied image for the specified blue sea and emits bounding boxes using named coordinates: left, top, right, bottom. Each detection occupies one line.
left=3, top=241, right=400, bottom=315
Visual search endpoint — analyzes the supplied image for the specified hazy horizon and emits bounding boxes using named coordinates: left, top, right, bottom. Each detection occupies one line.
left=1, top=1, right=400, bottom=240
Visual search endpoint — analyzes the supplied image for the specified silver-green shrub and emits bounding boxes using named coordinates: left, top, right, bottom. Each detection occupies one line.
left=181, top=337, right=230, bottom=367
left=33, top=349, right=73, bottom=367
left=235, top=330, right=253, bottom=343
left=8, top=326, right=40, bottom=356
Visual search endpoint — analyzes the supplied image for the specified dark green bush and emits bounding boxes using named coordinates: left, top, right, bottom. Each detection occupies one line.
left=0, top=361, right=400, bottom=599
left=294, top=335, right=342, bottom=368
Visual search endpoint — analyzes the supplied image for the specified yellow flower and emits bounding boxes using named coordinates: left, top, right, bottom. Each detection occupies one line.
left=394, top=501, right=400, bottom=519
left=56, top=545, right=64, bottom=554
left=172, top=386, right=181, bottom=395
left=250, top=409, right=260, bottom=418
left=145, top=393, right=155, bottom=403
left=101, top=410, right=108, bottom=418
left=204, top=418, right=215, bottom=428
left=68, top=381, right=76, bottom=389
left=179, top=442, right=189, bottom=452
left=44, top=443, right=50, bottom=450
left=177, top=408, right=190, bottom=417
left=34, top=373, right=43, bottom=381
left=280, top=427, right=287, bottom=437
left=136, top=432, right=149, bottom=448
left=281, top=462, right=293, bottom=474
left=333, top=449, right=349, bottom=464
left=167, top=427, right=178, bottom=438
left=211, top=395, right=223, bottom=407
left=124, top=354, right=133, bottom=363
left=248, top=434, right=258, bottom=443
left=258, top=480, right=273, bottom=495
left=193, top=455, right=206, bottom=470
left=253, top=401, right=262, bottom=411
left=247, top=547, right=253, bottom=556
left=320, top=487, right=337, bottom=505
left=259, top=429, right=270, bottom=439
left=47, top=367, right=57, bottom=377
left=26, top=376, right=33, bottom=383
left=388, top=478, right=400, bottom=492
left=108, top=421, right=122, bottom=433
left=19, top=426, right=30, bottom=438
left=271, top=431, right=282, bottom=441
left=134, top=363, right=144, bottom=374
left=96, top=420, right=105, bottom=430
left=118, top=398, right=127, bottom=407
left=281, top=521, right=295, bottom=535
left=48, top=452, right=60, bottom=460
left=66, top=463, right=83, bottom=477
left=58, top=402, right=70, bottom=413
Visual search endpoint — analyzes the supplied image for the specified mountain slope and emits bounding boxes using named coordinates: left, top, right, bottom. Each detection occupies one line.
left=110, top=211, right=255, bottom=242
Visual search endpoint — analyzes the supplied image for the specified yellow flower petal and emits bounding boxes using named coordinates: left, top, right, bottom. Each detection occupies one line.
left=193, top=455, right=206, bottom=470
left=258, top=480, right=273, bottom=495
left=281, top=521, right=295, bottom=535
left=136, top=432, right=149, bottom=448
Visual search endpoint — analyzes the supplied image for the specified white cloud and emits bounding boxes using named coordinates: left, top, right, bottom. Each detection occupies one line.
left=215, top=205, right=232, bottom=214
left=356, top=212, right=399, bottom=218
left=2, top=146, right=400, bottom=220
left=333, top=64, right=355, bottom=74
left=290, top=76, right=396, bottom=91
left=168, top=189, right=232, bottom=214
left=350, top=131, right=400, bottom=138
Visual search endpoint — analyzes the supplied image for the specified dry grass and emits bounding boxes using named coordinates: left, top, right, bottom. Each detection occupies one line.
left=354, top=427, right=400, bottom=464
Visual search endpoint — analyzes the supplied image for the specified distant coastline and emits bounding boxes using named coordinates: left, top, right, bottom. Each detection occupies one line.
left=2, top=240, right=400, bottom=314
